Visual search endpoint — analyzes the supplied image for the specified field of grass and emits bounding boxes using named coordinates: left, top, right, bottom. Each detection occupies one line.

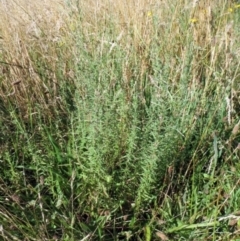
left=0, top=0, right=240, bottom=240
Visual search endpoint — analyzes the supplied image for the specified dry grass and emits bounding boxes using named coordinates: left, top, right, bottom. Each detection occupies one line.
left=0, top=0, right=74, bottom=122
left=0, top=0, right=239, bottom=121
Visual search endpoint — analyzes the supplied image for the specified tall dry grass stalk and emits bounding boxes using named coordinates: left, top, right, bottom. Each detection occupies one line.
left=0, top=0, right=74, bottom=122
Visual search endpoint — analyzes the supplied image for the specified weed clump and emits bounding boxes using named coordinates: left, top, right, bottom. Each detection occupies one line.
left=0, top=0, right=239, bottom=240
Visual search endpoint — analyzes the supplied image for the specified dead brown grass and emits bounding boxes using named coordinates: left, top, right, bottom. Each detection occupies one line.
left=0, top=0, right=239, bottom=123
left=0, top=0, right=74, bottom=122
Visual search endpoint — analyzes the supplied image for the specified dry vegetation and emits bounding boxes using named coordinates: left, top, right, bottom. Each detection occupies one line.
left=0, top=0, right=239, bottom=118
left=0, top=0, right=74, bottom=123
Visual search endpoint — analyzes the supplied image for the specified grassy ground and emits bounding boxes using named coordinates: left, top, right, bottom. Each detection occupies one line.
left=0, top=0, right=240, bottom=240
